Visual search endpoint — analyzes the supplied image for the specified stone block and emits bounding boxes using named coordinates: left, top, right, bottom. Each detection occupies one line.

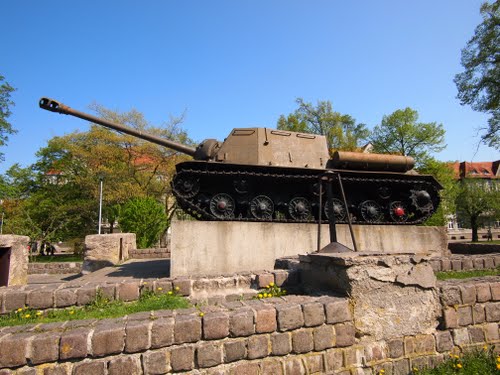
left=43, top=364, right=70, bottom=375
left=91, top=321, right=125, bottom=356
left=273, top=270, right=289, bottom=287
left=261, top=359, right=283, bottom=375
left=276, top=303, right=304, bottom=331
left=270, top=332, right=291, bottom=355
left=477, top=283, right=492, bottom=302
left=76, top=287, right=96, bottom=306
left=491, top=282, right=500, bottom=301
left=229, top=309, right=254, bottom=337
left=151, top=317, right=174, bottom=348
left=473, top=258, right=484, bottom=269
left=83, top=233, right=135, bottom=273
left=256, top=273, right=274, bottom=288
left=303, top=301, right=325, bottom=327
left=170, top=346, right=194, bottom=372
left=142, top=350, right=170, bottom=375
left=125, top=321, right=151, bottom=353
left=60, top=328, right=90, bottom=360
left=247, top=335, right=269, bottom=359
left=451, top=259, right=462, bottom=271
left=196, top=342, right=222, bottom=369
left=485, top=257, right=495, bottom=269
left=458, top=306, right=473, bottom=326
left=224, top=339, right=246, bottom=362
left=0, top=334, right=29, bottom=367
left=325, top=348, right=344, bottom=371
left=4, top=291, right=27, bottom=311
left=73, top=361, right=106, bottom=375
left=292, top=328, right=314, bottom=354
left=411, top=356, right=430, bottom=372
left=387, top=338, right=404, bottom=358
left=172, top=278, right=191, bottom=296
left=313, top=324, right=334, bottom=351
left=0, top=235, right=29, bottom=286
left=98, top=284, right=116, bottom=300
left=344, top=346, right=362, bottom=367
left=460, top=284, right=476, bottom=305
left=27, top=289, right=53, bottom=310
left=462, top=259, right=474, bottom=270
left=473, top=304, right=486, bottom=324
left=30, top=332, right=60, bottom=364
left=485, top=302, right=500, bottom=322
left=54, top=289, right=77, bottom=308
left=324, top=298, right=352, bottom=324
left=284, top=358, right=306, bottom=375
left=253, top=305, right=277, bottom=333
left=155, top=280, right=172, bottom=295
left=364, top=342, right=386, bottom=362
left=415, top=334, right=435, bottom=354
left=305, top=354, right=324, bottom=374
left=117, top=282, right=140, bottom=302
left=108, top=356, right=141, bottom=375
left=393, top=359, right=410, bottom=375
left=229, top=362, right=260, bottom=375
left=441, top=259, right=451, bottom=271
left=484, top=323, right=500, bottom=342
left=435, top=331, right=453, bottom=352
left=335, top=322, right=355, bottom=347
left=203, top=312, right=229, bottom=340
left=429, top=260, right=441, bottom=272
left=174, top=314, right=201, bottom=344
left=452, top=327, right=470, bottom=346
left=443, top=307, right=459, bottom=329
left=441, top=285, right=461, bottom=306
left=469, top=326, right=486, bottom=343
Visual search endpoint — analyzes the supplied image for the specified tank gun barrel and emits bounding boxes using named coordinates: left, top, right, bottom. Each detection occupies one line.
left=39, top=97, right=197, bottom=157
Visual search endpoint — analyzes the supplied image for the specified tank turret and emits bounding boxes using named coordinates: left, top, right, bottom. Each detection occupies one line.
left=40, top=97, right=441, bottom=224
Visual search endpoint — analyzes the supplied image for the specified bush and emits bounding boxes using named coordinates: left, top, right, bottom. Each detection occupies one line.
left=119, top=197, right=167, bottom=249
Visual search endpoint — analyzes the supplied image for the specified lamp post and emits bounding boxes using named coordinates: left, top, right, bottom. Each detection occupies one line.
left=98, top=176, right=104, bottom=235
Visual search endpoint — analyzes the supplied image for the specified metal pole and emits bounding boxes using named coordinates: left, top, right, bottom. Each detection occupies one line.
left=0, top=212, right=4, bottom=234
left=317, top=179, right=323, bottom=252
left=326, top=175, right=337, bottom=243
left=98, top=178, right=103, bottom=235
left=337, top=174, right=358, bottom=251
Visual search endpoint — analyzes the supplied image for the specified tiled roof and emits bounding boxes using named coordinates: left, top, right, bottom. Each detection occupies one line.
left=449, top=160, right=500, bottom=179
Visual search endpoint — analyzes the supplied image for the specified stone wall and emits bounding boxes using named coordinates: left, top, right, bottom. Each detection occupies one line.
left=83, top=233, right=136, bottom=273
left=429, top=253, right=500, bottom=272
left=1, top=278, right=500, bottom=374
left=28, top=262, right=82, bottom=275
left=129, top=248, right=170, bottom=259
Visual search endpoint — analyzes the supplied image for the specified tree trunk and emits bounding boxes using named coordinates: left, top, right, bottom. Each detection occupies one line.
left=471, top=215, right=479, bottom=242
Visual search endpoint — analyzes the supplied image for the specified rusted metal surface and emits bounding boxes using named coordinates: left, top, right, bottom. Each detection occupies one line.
left=330, top=151, right=415, bottom=172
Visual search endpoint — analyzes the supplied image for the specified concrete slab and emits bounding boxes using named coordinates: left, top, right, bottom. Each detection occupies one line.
left=170, top=220, right=448, bottom=277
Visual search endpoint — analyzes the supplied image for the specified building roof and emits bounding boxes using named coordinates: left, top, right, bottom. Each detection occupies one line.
left=450, top=160, right=500, bottom=179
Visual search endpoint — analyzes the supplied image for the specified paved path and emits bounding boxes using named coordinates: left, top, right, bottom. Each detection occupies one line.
left=28, top=258, right=170, bottom=285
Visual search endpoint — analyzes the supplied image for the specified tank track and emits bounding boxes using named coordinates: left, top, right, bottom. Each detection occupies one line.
left=171, top=163, right=440, bottom=225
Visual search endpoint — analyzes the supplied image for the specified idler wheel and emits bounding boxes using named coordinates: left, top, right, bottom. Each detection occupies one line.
left=323, top=198, right=346, bottom=221
left=288, top=197, right=312, bottom=221
left=389, top=201, right=408, bottom=222
left=209, top=193, right=235, bottom=219
left=249, top=195, right=274, bottom=220
left=359, top=200, right=383, bottom=223
left=410, top=189, right=433, bottom=213
left=173, top=174, right=200, bottom=198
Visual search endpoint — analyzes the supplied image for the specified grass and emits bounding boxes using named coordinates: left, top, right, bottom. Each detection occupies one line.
left=0, top=289, right=190, bottom=327
left=436, top=267, right=500, bottom=280
left=29, top=254, right=83, bottom=263
left=409, top=346, right=500, bottom=374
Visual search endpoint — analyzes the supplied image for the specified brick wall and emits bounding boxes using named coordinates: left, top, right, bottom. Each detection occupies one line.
left=128, top=248, right=170, bottom=259
left=430, top=253, right=500, bottom=272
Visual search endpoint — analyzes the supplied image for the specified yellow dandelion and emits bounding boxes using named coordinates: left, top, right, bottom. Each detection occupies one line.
left=456, top=363, right=462, bottom=369
left=143, top=282, right=148, bottom=285
left=263, top=293, right=268, bottom=298
left=258, top=294, right=263, bottom=299
left=269, top=282, right=275, bottom=287
left=69, top=310, right=75, bottom=315
left=199, top=312, right=205, bottom=317
left=36, top=311, right=43, bottom=316
left=454, top=354, right=460, bottom=359
left=496, top=363, right=500, bottom=370
left=379, top=370, right=385, bottom=375
left=175, top=286, right=180, bottom=291
left=157, top=287, right=163, bottom=291
left=17, top=308, right=23, bottom=313
left=266, top=285, right=270, bottom=289
left=24, top=314, right=31, bottom=318
left=484, top=345, right=488, bottom=350
left=168, top=291, right=173, bottom=295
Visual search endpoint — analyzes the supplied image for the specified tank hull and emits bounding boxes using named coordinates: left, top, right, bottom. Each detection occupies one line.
left=171, top=161, right=441, bottom=225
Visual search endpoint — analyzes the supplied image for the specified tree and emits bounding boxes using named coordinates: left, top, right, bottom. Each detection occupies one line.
left=277, top=98, right=370, bottom=152
left=119, top=197, right=168, bottom=248
left=370, top=108, right=446, bottom=166
left=454, top=1, right=500, bottom=149
left=455, top=178, right=500, bottom=241
left=0, top=75, right=17, bottom=162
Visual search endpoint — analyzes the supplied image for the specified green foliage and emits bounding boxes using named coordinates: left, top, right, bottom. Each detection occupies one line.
left=455, top=178, right=500, bottom=241
left=370, top=108, right=446, bottom=165
left=418, top=158, right=459, bottom=226
left=414, top=346, right=500, bottom=374
left=277, top=98, right=370, bottom=152
left=436, top=267, right=500, bottom=280
left=119, top=197, right=168, bottom=248
left=454, top=1, right=500, bottom=149
left=0, top=75, right=17, bottom=162
left=255, top=282, right=287, bottom=299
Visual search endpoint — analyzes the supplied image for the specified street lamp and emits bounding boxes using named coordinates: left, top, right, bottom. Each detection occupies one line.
left=98, top=176, right=104, bottom=235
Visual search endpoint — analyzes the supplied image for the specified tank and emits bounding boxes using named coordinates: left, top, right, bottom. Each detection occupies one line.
left=39, top=97, right=441, bottom=225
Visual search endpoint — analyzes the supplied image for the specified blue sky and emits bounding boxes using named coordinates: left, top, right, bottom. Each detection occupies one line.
left=1, top=0, right=498, bottom=173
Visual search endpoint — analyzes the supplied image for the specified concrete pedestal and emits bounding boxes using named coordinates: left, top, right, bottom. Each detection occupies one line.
left=83, top=233, right=136, bottom=273
left=170, top=220, right=448, bottom=277
left=300, top=252, right=440, bottom=340
left=0, top=235, right=29, bottom=286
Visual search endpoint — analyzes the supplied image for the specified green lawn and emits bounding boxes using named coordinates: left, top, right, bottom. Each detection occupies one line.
left=0, top=290, right=189, bottom=327
left=29, top=254, right=83, bottom=263
left=436, top=268, right=500, bottom=280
